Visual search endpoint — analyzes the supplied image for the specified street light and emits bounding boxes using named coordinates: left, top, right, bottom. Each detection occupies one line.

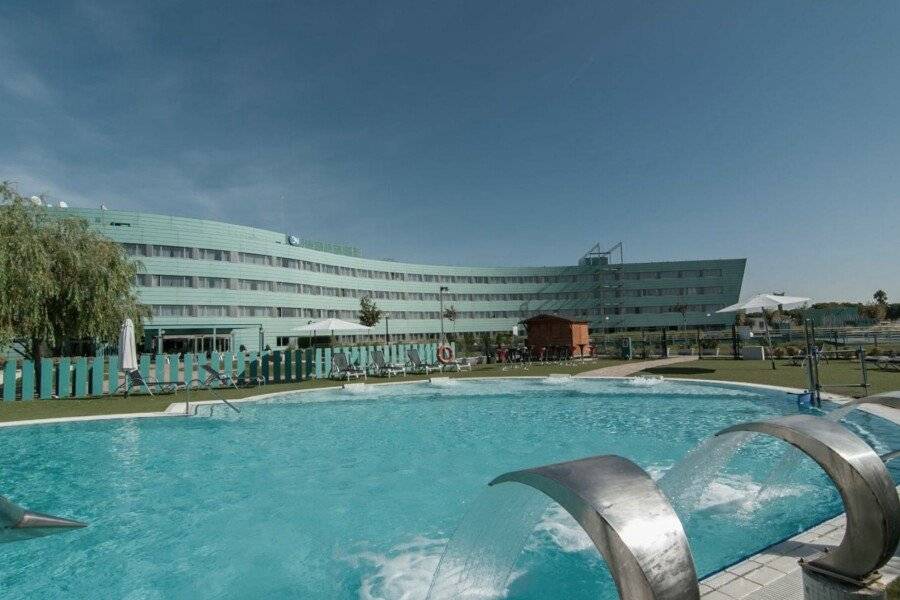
left=439, top=286, right=449, bottom=343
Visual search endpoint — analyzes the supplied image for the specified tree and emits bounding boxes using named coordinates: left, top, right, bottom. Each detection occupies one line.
left=0, top=182, right=148, bottom=367
left=860, top=302, right=887, bottom=322
left=672, top=304, right=688, bottom=329
left=874, top=289, right=888, bottom=305
left=358, top=296, right=382, bottom=327
left=442, top=305, right=458, bottom=323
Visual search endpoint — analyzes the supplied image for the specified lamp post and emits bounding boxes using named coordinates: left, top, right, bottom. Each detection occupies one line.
left=439, top=286, right=449, bottom=344
left=385, top=316, right=390, bottom=344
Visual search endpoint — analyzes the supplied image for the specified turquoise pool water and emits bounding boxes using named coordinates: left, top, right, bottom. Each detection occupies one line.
left=0, top=378, right=896, bottom=599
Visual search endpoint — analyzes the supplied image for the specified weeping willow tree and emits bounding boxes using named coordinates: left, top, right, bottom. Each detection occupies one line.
left=0, top=181, right=148, bottom=367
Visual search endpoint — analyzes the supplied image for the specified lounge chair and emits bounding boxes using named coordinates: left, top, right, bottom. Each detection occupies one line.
left=368, top=350, right=406, bottom=377
left=406, top=349, right=443, bottom=374
left=331, top=352, right=366, bottom=380
left=875, top=356, right=900, bottom=372
left=201, top=364, right=241, bottom=390
left=119, top=368, right=159, bottom=397
left=442, top=355, right=473, bottom=372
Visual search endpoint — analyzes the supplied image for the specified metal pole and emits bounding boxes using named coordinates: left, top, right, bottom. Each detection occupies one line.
left=439, top=286, right=448, bottom=344
left=859, top=345, right=869, bottom=396
left=385, top=316, right=390, bottom=344
left=762, top=308, right=776, bottom=370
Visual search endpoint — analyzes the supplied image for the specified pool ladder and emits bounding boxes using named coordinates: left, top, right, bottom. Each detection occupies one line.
left=185, top=379, right=241, bottom=416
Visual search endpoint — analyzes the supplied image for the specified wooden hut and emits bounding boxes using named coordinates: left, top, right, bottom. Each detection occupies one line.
left=523, top=314, right=591, bottom=358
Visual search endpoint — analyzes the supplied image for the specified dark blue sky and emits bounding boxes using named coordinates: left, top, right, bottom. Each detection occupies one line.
left=2, top=1, right=898, bottom=301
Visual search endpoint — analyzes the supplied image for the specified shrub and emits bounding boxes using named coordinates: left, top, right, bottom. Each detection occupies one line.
left=773, top=347, right=786, bottom=358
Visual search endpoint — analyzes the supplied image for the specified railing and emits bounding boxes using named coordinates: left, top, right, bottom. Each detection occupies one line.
left=0, top=343, right=444, bottom=401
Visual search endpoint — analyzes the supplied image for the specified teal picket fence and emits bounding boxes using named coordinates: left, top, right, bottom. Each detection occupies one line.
left=0, top=342, right=445, bottom=401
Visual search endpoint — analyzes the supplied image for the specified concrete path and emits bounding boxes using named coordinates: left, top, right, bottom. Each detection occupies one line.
left=574, top=356, right=697, bottom=378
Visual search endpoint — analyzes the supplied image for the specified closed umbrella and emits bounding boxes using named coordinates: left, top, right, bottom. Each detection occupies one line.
left=717, top=293, right=810, bottom=369
left=118, top=318, right=138, bottom=372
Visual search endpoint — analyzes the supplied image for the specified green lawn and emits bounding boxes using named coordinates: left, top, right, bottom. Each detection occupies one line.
left=0, top=359, right=625, bottom=423
left=639, top=358, right=899, bottom=397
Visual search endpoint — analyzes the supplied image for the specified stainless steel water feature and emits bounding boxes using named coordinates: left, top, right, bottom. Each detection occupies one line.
left=0, top=495, right=85, bottom=542
left=717, top=415, right=900, bottom=582
left=489, top=454, right=700, bottom=600
left=835, top=391, right=900, bottom=413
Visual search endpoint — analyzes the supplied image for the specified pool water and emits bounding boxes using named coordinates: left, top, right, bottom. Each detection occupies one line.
left=0, top=378, right=896, bottom=599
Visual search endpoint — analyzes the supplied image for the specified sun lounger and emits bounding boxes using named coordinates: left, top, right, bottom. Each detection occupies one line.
left=368, top=350, right=406, bottom=377
left=119, top=368, right=159, bottom=397
left=331, top=352, right=366, bottom=380
left=406, top=348, right=443, bottom=374
left=201, top=364, right=241, bottom=389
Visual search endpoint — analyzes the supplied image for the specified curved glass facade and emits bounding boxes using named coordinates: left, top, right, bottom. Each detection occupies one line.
left=66, top=208, right=746, bottom=351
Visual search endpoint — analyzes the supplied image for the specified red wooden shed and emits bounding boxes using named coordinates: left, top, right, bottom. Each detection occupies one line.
left=523, top=314, right=591, bottom=357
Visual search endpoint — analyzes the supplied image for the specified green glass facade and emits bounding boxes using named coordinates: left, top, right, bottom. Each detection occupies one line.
left=65, top=208, right=746, bottom=351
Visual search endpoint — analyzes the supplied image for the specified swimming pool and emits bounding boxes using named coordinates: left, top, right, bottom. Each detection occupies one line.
left=0, top=378, right=896, bottom=599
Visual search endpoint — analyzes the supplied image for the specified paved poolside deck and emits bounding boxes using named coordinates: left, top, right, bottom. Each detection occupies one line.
left=573, top=355, right=697, bottom=377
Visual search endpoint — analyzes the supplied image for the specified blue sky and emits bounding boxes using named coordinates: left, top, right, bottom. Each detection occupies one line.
left=1, top=2, right=898, bottom=302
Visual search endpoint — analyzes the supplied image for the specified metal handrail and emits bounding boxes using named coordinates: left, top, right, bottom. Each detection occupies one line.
left=185, top=378, right=241, bottom=415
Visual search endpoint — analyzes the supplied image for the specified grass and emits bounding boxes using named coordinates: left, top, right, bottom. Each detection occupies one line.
left=640, top=358, right=899, bottom=397
left=0, top=359, right=626, bottom=423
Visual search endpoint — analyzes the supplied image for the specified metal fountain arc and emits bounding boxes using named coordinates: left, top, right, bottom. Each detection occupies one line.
left=717, top=414, right=900, bottom=581
left=0, top=495, right=86, bottom=543
left=833, top=391, right=900, bottom=415
left=490, top=454, right=700, bottom=600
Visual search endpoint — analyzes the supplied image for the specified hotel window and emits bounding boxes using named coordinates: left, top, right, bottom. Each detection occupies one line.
left=680, top=270, right=700, bottom=278
left=276, top=282, right=300, bottom=294
left=236, top=306, right=273, bottom=317
left=198, top=277, right=227, bottom=289
left=153, top=245, right=189, bottom=258
left=639, top=272, right=657, bottom=280
left=277, top=307, right=302, bottom=318
left=238, top=252, right=271, bottom=266
left=123, top=243, right=146, bottom=257
left=196, top=305, right=229, bottom=317
left=198, top=248, right=225, bottom=261
left=238, top=279, right=271, bottom=291
left=159, top=275, right=191, bottom=288
left=153, top=305, right=189, bottom=317
left=701, top=269, right=722, bottom=277
left=659, top=271, right=680, bottom=279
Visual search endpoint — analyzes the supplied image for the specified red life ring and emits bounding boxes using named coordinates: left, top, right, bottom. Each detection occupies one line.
left=437, top=345, right=455, bottom=364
